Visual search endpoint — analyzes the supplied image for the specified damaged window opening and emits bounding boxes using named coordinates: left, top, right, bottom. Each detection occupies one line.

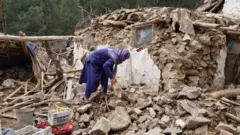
left=133, top=24, right=153, bottom=48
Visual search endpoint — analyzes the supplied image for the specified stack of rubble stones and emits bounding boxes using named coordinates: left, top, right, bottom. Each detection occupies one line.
left=75, top=7, right=230, bottom=91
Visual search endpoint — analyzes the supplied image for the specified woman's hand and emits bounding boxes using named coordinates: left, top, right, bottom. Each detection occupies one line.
left=111, top=77, right=117, bottom=85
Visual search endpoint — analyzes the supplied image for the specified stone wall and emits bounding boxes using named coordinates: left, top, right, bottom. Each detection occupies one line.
left=75, top=7, right=235, bottom=91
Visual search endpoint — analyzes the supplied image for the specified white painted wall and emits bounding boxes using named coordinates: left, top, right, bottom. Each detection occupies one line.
left=211, top=49, right=227, bottom=90
left=223, top=0, right=240, bottom=19
left=96, top=46, right=161, bottom=90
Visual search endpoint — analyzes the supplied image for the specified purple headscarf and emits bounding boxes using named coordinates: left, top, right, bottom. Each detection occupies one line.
left=107, top=48, right=130, bottom=74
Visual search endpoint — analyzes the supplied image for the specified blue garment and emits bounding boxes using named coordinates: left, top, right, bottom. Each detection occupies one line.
left=79, top=48, right=115, bottom=99
left=2, top=128, right=16, bottom=135
left=27, top=43, right=37, bottom=56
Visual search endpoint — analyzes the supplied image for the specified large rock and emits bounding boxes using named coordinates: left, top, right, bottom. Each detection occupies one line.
left=108, top=106, right=131, bottom=131
left=90, top=117, right=111, bottom=135
left=187, top=116, right=211, bottom=129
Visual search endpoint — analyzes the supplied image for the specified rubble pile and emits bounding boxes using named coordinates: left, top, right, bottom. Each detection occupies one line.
left=75, top=7, right=240, bottom=90
left=70, top=84, right=240, bottom=135
left=2, top=7, right=240, bottom=135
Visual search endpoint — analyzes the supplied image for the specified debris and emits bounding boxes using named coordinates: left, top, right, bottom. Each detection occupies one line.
left=182, top=34, right=191, bottom=42
left=178, top=86, right=201, bottom=99
left=138, top=116, right=148, bottom=123
left=126, top=131, right=136, bottom=135
left=221, top=98, right=240, bottom=106
left=160, top=115, right=170, bottom=124
left=2, top=79, right=15, bottom=88
left=225, top=113, right=240, bottom=123
left=220, top=130, right=234, bottom=135
left=179, top=100, right=200, bottom=116
left=143, top=127, right=162, bottom=135
left=187, top=116, right=211, bottom=129
left=176, top=119, right=186, bottom=129
left=134, top=108, right=142, bottom=115
left=116, top=100, right=126, bottom=107
left=207, top=88, right=240, bottom=99
left=77, top=104, right=92, bottom=114
left=216, top=123, right=238, bottom=135
left=148, top=108, right=156, bottom=118
left=163, top=127, right=182, bottom=134
left=235, top=107, right=240, bottom=117
left=90, top=117, right=111, bottom=135
left=113, top=82, right=122, bottom=98
left=195, top=125, right=208, bottom=135
left=108, top=106, right=131, bottom=131
left=80, top=114, right=90, bottom=123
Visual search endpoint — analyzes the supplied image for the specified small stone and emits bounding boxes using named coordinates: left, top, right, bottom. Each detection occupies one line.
left=134, top=108, right=142, bottom=115
left=72, top=129, right=81, bottom=135
left=220, top=130, right=233, bottom=135
left=116, top=100, right=126, bottom=107
left=235, top=107, right=240, bottom=118
left=161, top=115, right=170, bottom=124
left=126, top=131, right=135, bottom=135
left=163, top=127, right=182, bottom=134
left=2, top=79, right=15, bottom=88
left=80, top=114, right=90, bottom=122
left=79, top=123, right=86, bottom=128
left=149, top=118, right=159, bottom=129
left=138, top=116, right=148, bottom=123
left=130, top=114, right=138, bottom=121
left=198, top=35, right=211, bottom=45
left=73, top=121, right=80, bottom=129
left=187, top=116, right=211, bottom=129
left=148, top=108, right=156, bottom=118
left=198, top=109, right=209, bottom=116
left=130, top=88, right=136, bottom=93
left=195, top=125, right=208, bottom=135
left=171, top=38, right=178, bottom=45
left=176, top=119, right=186, bottom=129
left=75, top=112, right=80, bottom=121
left=216, top=123, right=237, bottom=135
left=108, top=99, right=116, bottom=109
left=77, top=104, right=92, bottom=113
left=182, top=33, right=191, bottom=42
left=90, top=117, right=111, bottom=135
left=190, top=40, right=203, bottom=49
left=237, top=126, right=240, bottom=133
left=108, top=106, right=131, bottom=131
left=143, top=127, right=162, bottom=135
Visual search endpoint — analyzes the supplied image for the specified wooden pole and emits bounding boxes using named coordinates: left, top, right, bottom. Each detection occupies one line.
left=0, top=35, right=81, bottom=41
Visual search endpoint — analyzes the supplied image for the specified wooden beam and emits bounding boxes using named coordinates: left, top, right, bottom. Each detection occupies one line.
left=193, top=21, right=221, bottom=28
left=206, top=88, right=240, bottom=99
left=0, top=35, right=81, bottom=42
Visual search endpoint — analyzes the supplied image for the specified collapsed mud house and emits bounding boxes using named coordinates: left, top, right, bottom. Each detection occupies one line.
left=2, top=3, right=240, bottom=135
left=74, top=7, right=240, bottom=92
